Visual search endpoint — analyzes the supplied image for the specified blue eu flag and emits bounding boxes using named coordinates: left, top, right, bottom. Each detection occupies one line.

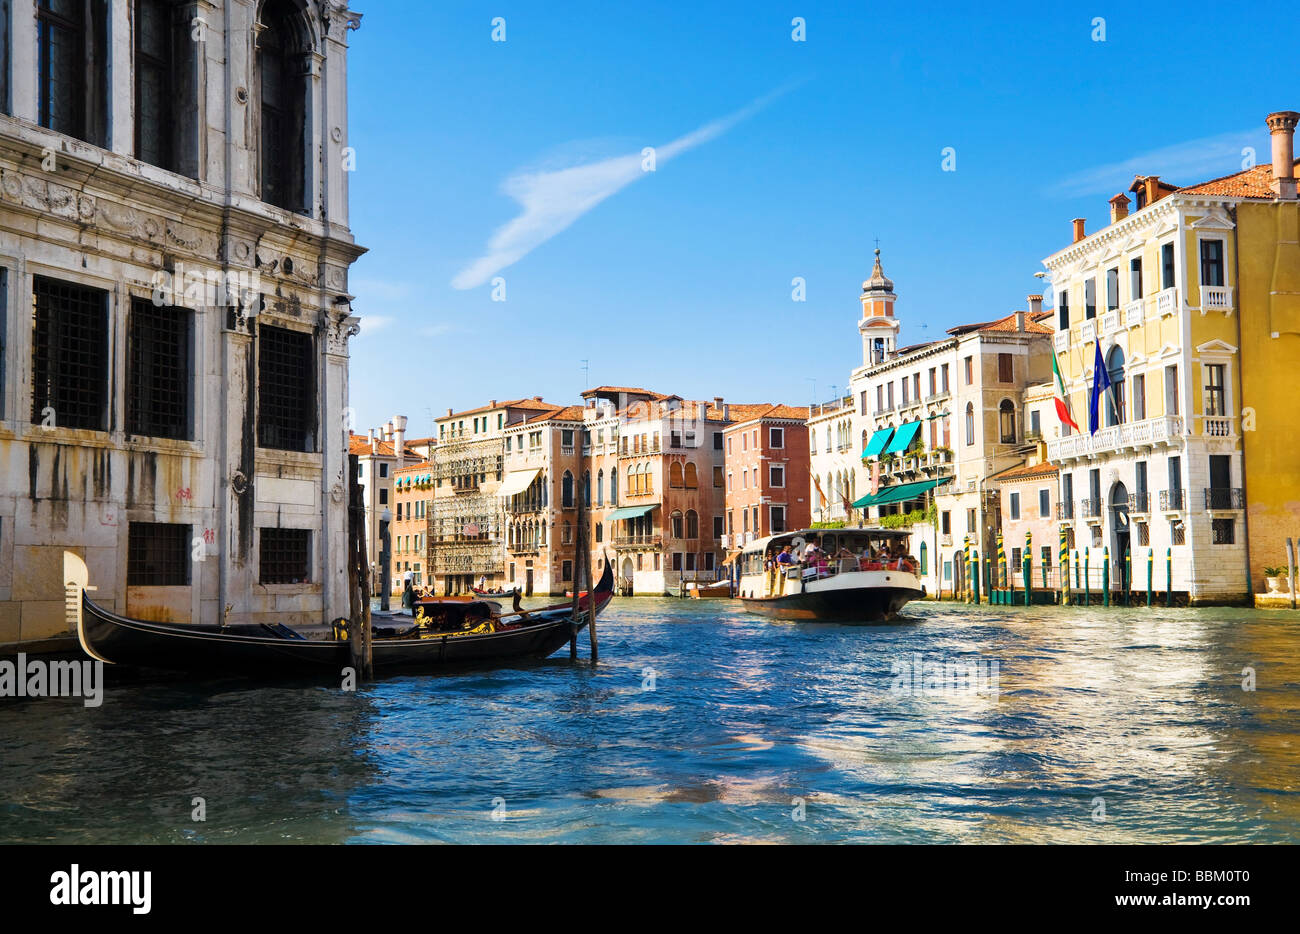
left=1089, top=341, right=1111, bottom=435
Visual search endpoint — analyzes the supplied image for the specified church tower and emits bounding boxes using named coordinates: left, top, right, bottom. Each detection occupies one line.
left=859, top=248, right=900, bottom=367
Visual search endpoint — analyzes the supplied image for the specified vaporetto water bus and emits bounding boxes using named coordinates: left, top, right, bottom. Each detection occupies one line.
left=735, top=528, right=925, bottom=622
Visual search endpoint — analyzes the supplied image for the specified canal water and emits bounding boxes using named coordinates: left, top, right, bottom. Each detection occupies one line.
left=2, top=598, right=1297, bottom=844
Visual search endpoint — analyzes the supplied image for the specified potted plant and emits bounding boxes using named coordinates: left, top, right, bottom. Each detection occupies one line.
left=1263, top=566, right=1288, bottom=594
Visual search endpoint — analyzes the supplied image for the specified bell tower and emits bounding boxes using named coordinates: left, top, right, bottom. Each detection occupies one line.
left=859, top=248, right=900, bottom=367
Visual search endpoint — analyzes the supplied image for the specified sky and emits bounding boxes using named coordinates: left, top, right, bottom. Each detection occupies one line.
left=343, top=0, right=1296, bottom=438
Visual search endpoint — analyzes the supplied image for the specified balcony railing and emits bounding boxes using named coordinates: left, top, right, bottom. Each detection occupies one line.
left=1055, top=501, right=1074, bottom=520
left=1101, top=310, right=1120, bottom=335
left=1054, top=330, right=1070, bottom=352
left=1128, top=491, right=1150, bottom=513
left=1157, top=286, right=1177, bottom=316
left=1081, top=319, right=1096, bottom=343
left=1201, top=285, right=1232, bottom=311
left=924, top=389, right=951, bottom=403
left=1203, top=416, right=1233, bottom=437
left=1046, top=415, right=1184, bottom=462
left=507, top=543, right=541, bottom=555
left=614, top=534, right=662, bottom=548
left=1124, top=298, right=1144, bottom=329
left=1204, top=487, right=1243, bottom=510
left=1080, top=497, right=1103, bottom=519
left=1159, top=488, right=1185, bottom=512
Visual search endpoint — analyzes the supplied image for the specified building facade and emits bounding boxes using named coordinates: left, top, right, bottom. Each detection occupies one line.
left=1, top=0, right=366, bottom=647
left=1042, top=110, right=1300, bottom=602
left=723, top=405, right=811, bottom=545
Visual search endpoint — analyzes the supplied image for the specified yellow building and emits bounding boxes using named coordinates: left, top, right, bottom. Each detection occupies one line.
left=1042, top=111, right=1300, bottom=602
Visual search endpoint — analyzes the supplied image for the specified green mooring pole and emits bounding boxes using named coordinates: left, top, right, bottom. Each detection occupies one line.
left=1146, top=547, right=1153, bottom=606
left=973, top=549, right=981, bottom=604
left=1103, top=546, right=1110, bottom=607
left=1125, top=548, right=1132, bottom=606
left=1084, top=551, right=1090, bottom=607
left=1166, top=547, right=1173, bottom=607
left=1023, top=553, right=1031, bottom=606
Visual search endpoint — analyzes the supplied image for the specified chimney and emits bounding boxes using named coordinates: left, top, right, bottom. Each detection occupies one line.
left=1143, top=176, right=1162, bottom=208
left=714, top=396, right=724, bottom=412
left=1072, top=218, right=1086, bottom=243
left=1109, top=193, right=1130, bottom=224
left=1267, top=110, right=1299, bottom=199
left=367, top=427, right=375, bottom=453
left=392, top=414, right=407, bottom=468
left=1014, top=311, right=1026, bottom=332
left=446, top=408, right=453, bottom=417
left=1027, top=294, right=1043, bottom=316
left=489, top=399, right=497, bottom=408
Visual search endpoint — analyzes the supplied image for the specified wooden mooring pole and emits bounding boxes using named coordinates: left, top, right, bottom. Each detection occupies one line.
left=347, top=453, right=373, bottom=680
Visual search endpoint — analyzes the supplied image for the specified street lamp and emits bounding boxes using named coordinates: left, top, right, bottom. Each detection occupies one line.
left=379, top=507, right=392, bottom=612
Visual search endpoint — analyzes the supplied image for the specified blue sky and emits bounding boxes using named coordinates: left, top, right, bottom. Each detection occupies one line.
left=344, top=0, right=1293, bottom=437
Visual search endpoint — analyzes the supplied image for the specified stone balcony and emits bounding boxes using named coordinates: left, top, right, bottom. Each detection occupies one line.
left=1201, top=285, right=1233, bottom=313
left=1047, top=415, right=1184, bottom=463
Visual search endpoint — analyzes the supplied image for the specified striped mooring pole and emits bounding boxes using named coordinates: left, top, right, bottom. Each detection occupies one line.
left=1146, top=547, right=1154, bottom=606
left=1166, top=547, right=1173, bottom=607
left=1125, top=548, right=1132, bottom=606
left=1084, top=550, right=1090, bottom=607
left=963, top=535, right=971, bottom=603
left=973, top=548, right=981, bottom=604
left=1061, top=528, right=1069, bottom=605
left=1023, top=530, right=1032, bottom=606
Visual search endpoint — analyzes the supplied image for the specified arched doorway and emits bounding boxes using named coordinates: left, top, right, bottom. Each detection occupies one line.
left=620, top=557, right=635, bottom=595
left=1110, top=481, right=1130, bottom=596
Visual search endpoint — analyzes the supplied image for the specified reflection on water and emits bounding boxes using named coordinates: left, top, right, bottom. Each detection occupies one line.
left=1, top=599, right=1297, bottom=843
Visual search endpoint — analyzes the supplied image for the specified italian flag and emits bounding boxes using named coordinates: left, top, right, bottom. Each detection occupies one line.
left=1052, top=353, right=1080, bottom=432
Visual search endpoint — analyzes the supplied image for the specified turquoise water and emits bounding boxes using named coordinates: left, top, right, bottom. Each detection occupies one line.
left=2, top=598, right=1297, bottom=843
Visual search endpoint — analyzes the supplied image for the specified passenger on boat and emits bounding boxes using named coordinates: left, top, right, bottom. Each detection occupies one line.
left=776, top=545, right=794, bottom=595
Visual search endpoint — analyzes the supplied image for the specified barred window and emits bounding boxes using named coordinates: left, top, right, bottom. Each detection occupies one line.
left=259, top=528, right=311, bottom=584
left=1137, top=522, right=1149, bottom=547
left=128, top=297, right=191, bottom=439
left=1212, top=518, right=1234, bottom=545
left=127, top=522, right=191, bottom=586
left=32, top=276, right=109, bottom=430
left=1171, top=521, right=1186, bottom=546
left=258, top=324, right=315, bottom=452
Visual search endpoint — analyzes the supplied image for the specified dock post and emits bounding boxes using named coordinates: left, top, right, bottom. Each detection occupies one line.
left=973, top=549, right=981, bottom=604
left=996, top=531, right=1005, bottom=591
left=1166, top=547, right=1173, bottom=607
left=1146, top=548, right=1153, bottom=606
left=1124, top=548, right=1131, bottom=606
left=1023, top=550, right=1031, bottom=606
left=1084, top=550, right=1090, bottom=607
left=1103, top=547, right=1110, bottom=607
left=1288, top=538, right=1297, bottom=610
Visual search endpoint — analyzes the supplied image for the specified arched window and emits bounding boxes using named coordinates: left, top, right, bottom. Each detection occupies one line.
left=999, top=399, right=1016, bottom=443
left=595, top=522, right=603, bottom=543
left=610, top=467, right=617, bottom=504
left=257, top=0, right=308, bottom=213
left=671, top=510, right=684, bottom=538
left=685, top=510, right=699, bottom=538
left=965, top=403, right=975, bottom=445
left=562, top=470, right=574, bottom=508
left=596, top=469, right=604, bottom=506
left=582, top=470, right=591, bottom=506
left=644, top=463, right=654, bottom=494
left=919, top=540, right=928, bottom=575
left=810, top=429, right=817, bottom=452
left=684, top=463, right=698, bottom=489
left=670, top=462, right=684, bottom=488
left=861, top=429, right=868, bottom=451
left=1106, top=346, right=1126, bottom=426
left=562, top=520, right=572, bottom=544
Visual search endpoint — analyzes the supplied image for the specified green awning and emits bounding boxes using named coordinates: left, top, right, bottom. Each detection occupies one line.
left=852, top=476, right=953, bottom=508
left=861, top=428, right=894, bottom=458
left=607, top=504, right=659, bottom=522
left=883, top=420, right=922, bottom=454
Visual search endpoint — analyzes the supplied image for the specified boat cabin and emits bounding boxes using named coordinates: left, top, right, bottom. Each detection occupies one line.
left=736, top=528, right=917, bottom=600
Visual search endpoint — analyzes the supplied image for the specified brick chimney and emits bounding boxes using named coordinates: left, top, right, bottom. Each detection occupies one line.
left=1143, top=176, right=1161, bottom=207
left=1027, top=294, right=1043, bottom=316
left=1072, top=218, right=1086, bottom=243
left=1267, top=110, right=1299, bottom=200
left=367, top=427, right=375, bottom=453
left=1109, top=193, right=1130, bottom=224
left=1014, top=311, right=1026, bottom=332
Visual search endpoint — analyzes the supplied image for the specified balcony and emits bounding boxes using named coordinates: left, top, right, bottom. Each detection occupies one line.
left=614, top=534, right=662, bottom=549
left=1204, top=487, right=1243, bottom=510
left=1159, top=488, right=1185, bottom=512
left=1101, top=309, right=1120, bottom=335
left=1054, top=330, right=1070, bottom=352
left=1203, top=416, right=1233, bottom=437
left=924, top=389, right=951, bottom=404
left=1055, top=501, right=1074, bottom=521
left=1046, top=415, right=1185, bottom=462
left=1080, top=497, right=1103, bottom=519
left=1156, top=286, right=1178, bottom=317
left=1080, top=319, right=1096, bottom=343
left=1201, top=285, right=1232, bottom=312
left=508, top=543, right=541, bottom=555
left=1124, top=298, right=1145, bottom=329
left=1128, top=491, right=1150, bottom=514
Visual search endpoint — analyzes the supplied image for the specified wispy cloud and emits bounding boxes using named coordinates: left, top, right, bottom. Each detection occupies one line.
left=354, top=314, right=394, bottom=336
left=451, top=86, right=796, bottom=290
left=1047, top=129, right=1262, bottom=199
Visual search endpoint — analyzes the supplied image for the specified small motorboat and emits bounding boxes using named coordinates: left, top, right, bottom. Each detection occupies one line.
left=687, top=579, right=732, bottom=599
left=736, top=528, right=924, bottom=622
left=470, top=585, right=519, bottom=598
left=78, top=563, right=614, bottom=676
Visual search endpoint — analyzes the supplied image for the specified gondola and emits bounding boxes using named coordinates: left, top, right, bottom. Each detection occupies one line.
left=78, top=562, right=614, bottom=677
left=470, top=586, right=518, bottom=598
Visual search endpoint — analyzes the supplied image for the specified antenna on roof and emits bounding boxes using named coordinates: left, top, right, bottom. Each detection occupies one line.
left=580, top=358, right=589, bottom=392
left=805, top=377, right=817, bottom=408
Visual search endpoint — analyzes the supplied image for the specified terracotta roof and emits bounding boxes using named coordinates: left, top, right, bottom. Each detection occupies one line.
left=348, top=434, right=394, bottom=456
left=991, top=461, right=1059, bottom=481
left=977, top=311, right=1055, bottom=334
left=525, top=404, right=586, bottom=423
left=1178, top=159, right=1299, bottom=199
left=710, top=402, right=775, bottom=424
left=581, top=385, right=668, bottom=400
left=441, top=397, right=555, bottom=420
left=395, top=459, right=431, bottom=474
